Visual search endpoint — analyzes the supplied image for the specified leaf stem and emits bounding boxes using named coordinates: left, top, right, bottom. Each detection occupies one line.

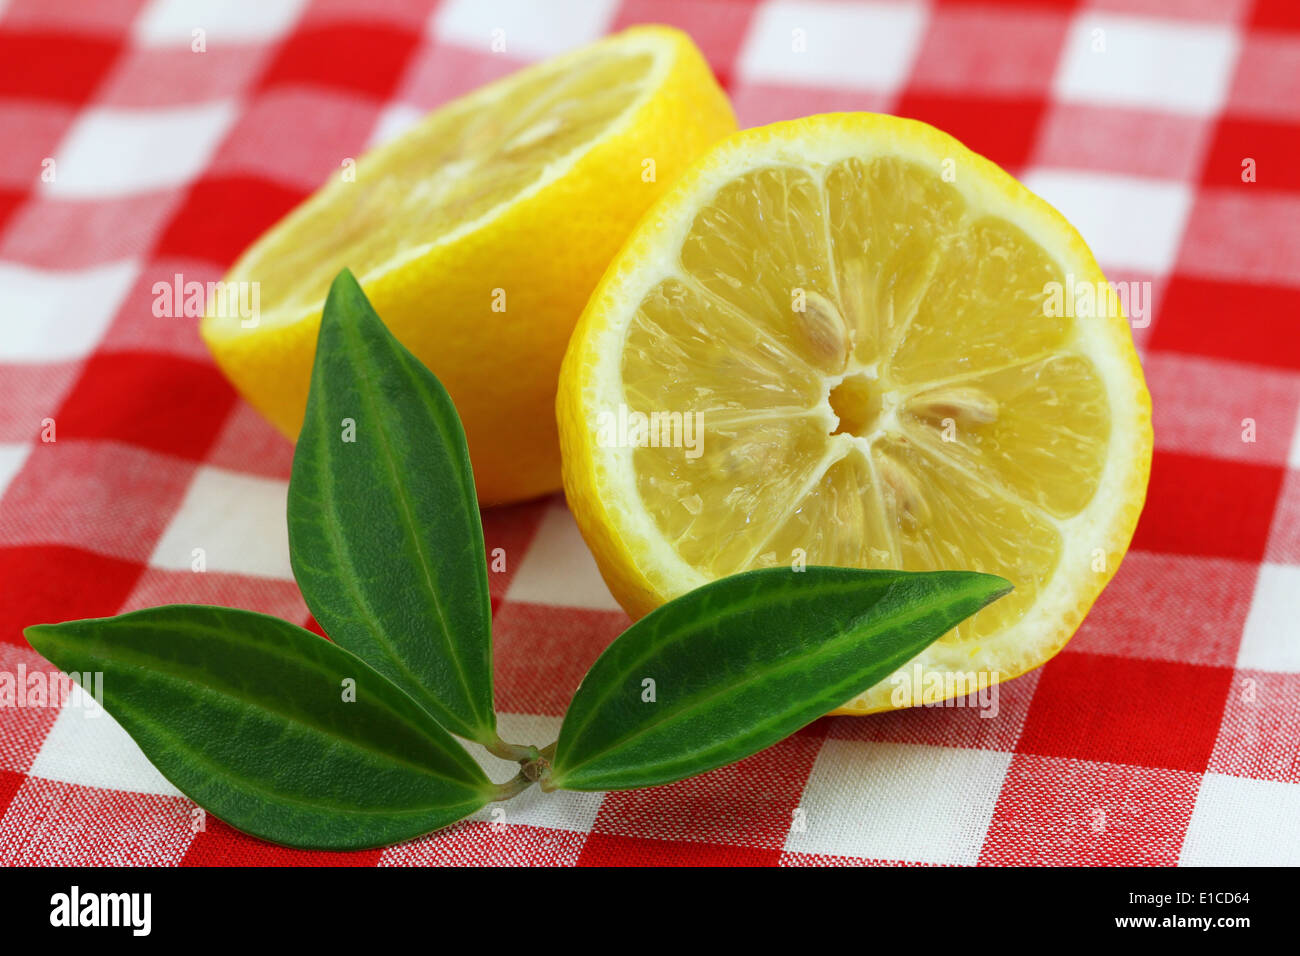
left=485, top=735, right=541, bottom=764
left=491, top=770, right=534, bottom=802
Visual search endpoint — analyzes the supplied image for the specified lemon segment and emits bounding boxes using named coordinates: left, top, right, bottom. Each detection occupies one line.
left=558, top=113, right=1152, bottom=713
left=202, top=26, right=736, bottom=504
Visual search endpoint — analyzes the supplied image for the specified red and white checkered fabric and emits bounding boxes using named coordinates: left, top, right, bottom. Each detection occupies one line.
left=1, top=0, right=1297, bottom=867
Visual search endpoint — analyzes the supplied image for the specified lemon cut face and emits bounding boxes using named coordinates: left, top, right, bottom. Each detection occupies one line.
left=559, top=114, right=1152, bottom=713
left=231, top=47, right=659, bottom=328
left=202, top=26, right=736, bottom=504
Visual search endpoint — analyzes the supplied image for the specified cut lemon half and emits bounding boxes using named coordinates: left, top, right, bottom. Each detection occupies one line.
left=558, top=113, right=1152, bottom=713
left=201, top=25, right=734, bottom=505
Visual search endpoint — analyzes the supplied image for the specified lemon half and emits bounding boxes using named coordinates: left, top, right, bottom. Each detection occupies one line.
left=202, top=26, right=735, bottom=504
left=559, top=113, right=1152, bottom=713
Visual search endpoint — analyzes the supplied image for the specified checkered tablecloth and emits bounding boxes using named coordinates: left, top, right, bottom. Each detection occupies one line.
left=1, top=0, right=1298, bottom=868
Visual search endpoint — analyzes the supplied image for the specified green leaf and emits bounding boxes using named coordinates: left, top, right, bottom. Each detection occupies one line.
left=288, top=269, right=496, bottom=745
left=547, top=567, right=1011, bottom=792
left=24, top=606, right=494, bottom=850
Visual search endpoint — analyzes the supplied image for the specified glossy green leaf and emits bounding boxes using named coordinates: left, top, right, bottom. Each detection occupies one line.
left=288, top=269, right=496, bottom=745
left=25, top=605, right=494, bottom=850
left=548, top=567, right=1012, bottom=792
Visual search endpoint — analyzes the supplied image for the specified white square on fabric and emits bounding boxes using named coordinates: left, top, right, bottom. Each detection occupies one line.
left=0, top=443, right=30, bottom=499
left=1054, top=14, right=1239, bottom=115
left=785, top=740, right=1011, bottom=864
left=434, top=0, right=619, bottom=59
left=367, top=103, right=425, bottom=149
left=506, top=504, right=622, bottom=611
left=1181, top=773, right=1300, bottom=866
left=461, top=713, right=605, bottom=833
left=149, top=465, right=293, bottom=580
left=1237, top=564, right=1300, bottom=673
left=134, top=0, right=307, bottom=45
left=1020, top=168, right=1192, bottom=274
left=0, top=260, right=137, bottom=361
left=43, top=103, right=236, bottom=199
left=28, top=683, right=183, bottom=797
left=738, top=0, right=927, bottom=92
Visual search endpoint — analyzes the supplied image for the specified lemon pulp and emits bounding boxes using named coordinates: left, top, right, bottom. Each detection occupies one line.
left=619, top=157, right=1111, bottom=647
left=222, top=50, right=656, bottom=329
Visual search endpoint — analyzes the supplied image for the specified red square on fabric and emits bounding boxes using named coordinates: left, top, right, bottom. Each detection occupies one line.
left=0, top=31, right=121, bottom=102
left=153, top=175, right=306, bottom=266
left=0, top=102, right=75, bottom=189
left=302, top=614, right=328, bottom=638
left=0, top=770, right=23, bottom=820
left=0, top=545, right=143, bottom=647
left=577, top=832, right=781, bottom=866
left=979, top=754, right=1201, bottom=866
left=1201, top=117, right=1300, bottom=191
left=0, top=191, right=180, bottom=269
left=98, top=44, right=269, bottom=109
left=1226, top=33, right=1300, bottom=122
left=181, top=818, right=382, bottom=866
left=1, top=0, right=146, bottom=35
left=909, top=4, right=1068, bottom=95
left=893, top=91, right=1045, bottom=172
left=0, top=188, right=25, bottom=236
left=587, top=732, right=823, bottom=849
left=0, top=644, right=64, bottom=771
left=1175, top=187, right=1300, bottom=286
left=0, top=778, right=194, bottom=866
left=490, top=603, right=628, bottom=715
left=1031, top=102, right=1211, bottom=182
left=95, top=258, right=219, bottom=361
left=1132, top=451, right=1285, bottom=562
left=120, top=567, right=309, bottom=623
left=1144, top=351, right=1300, bottom=465
left=209, top=87, right=386, bottom=191
left=1149, top=275, right=1300, bottom=371
left=1017, top=652, right=1233, bottom=773
left=258, top=23, right=421, bottom=99
left=1088, top=0, right=1249, bottom=22
left=1067, top=551, right=1255, bottom=668
left=53, top=351, right=235, bottom=461
left=202, top=401, right=296, bottom=480
left=1208, top=670, right=1300, bottom=784
left=0, top=362, right=81, bottom=442
left=0, top=441, right=196, bottom=562
left=394, top=41, right=527, bottom=111
left=1250, top=0, right=1300, bottom=31
left=729, top=83, right=891, bottom=128
left=384, top=821, right=587, bottom=866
